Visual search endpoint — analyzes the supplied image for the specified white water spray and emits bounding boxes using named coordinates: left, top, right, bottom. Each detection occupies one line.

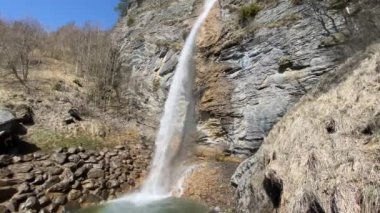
left=139, top=0, right=218, bottom=197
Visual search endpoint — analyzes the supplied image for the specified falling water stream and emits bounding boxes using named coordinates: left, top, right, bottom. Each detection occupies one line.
left=78, top=0, right=218, bottom=212
left=141, top=0, right=218, bottom=197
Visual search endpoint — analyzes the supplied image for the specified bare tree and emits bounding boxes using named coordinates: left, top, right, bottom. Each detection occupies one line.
left=305, top=0, right=339, bottom=36
left=0, top=20, right=45, bottom=85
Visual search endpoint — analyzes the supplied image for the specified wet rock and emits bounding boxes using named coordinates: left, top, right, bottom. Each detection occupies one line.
left=32, top=175, right=45, bottom=185
left=120, top=174, right=128, bottom=182
left=39, top=209, right=49, bottom=213
left=51, top=153, right=67, bottom=165
left=209, top=206, right=221, bottom=213
left=78, top=152, right=89, bottom=160
left=85, top=156, right=97, bottom=163
left=59, top=169, right=74, bottom=183
left=0, top=168, right=13, bottom=179
left=71, top=180, right=80, bottom=189
left=22, top=155, right=34, bottom=162
left=64, top=201, right=81, bottom=213
left=68, top=154, right=80, bottom=163
left=106, top=180, right=120, bottom=189
left=115, top=145, right=125, bottom=150
left=114, top=168, right=122, bottom=177
left=128, top=179, right=136, bottom=186
left=106, top=151, right=118, bottom=157
left=46, top=203, right=59, bottom=212
left=18, top=183, right=31, bottom=194
left=92, top=163, right=104, bottom=169
left=87, top=168, right=105, bottom=179
left=0, top=205, right=10, bottom=213
left=0, top=155, right=12, bottom=167
left=50, top=193, right=67, bottom=205
left=33, top=169, right=43, bottom=175
left=6, top=200, right=17, bottom=212
left=77, top=146, right=84, bottom=152
left=32, top=152, right=45, bottom=160
left=74, top=166, right=87, bottom=177
left=43, top=176, right=61, bottom=189
left=48, top=167, right=63, bottom=176
left=48, top=181, right=71, bottom=193
left=93, top=188, right=108, bottom=200
left=55, top=147, right=65, bottom=154
left=82, top=179, right=96, bottom=190
left=95, top=178, right=106, bottom=189
left=67, top=147, right=78, bottom=154
left=63, top=162, right=77, bottom=171
left=12, top=156, right=22, bottom=163
left=13, top=193, right=36, bottom=207
left=86, top=150, right=96, bottom=156
left=81, top=194, right=103, bottom=204
left=13, top=172, right=35, bottom=182
left=38, top=196, right=50, bottom=207
left=39, top=160, right=54, bottom=167
left=67, top=190, right=82, bottom=201
left=9, top=163, right=33, bottom=173
left=0, top=187, right=18, bottom=203
left=110, top=160, right=122, bottom=169
left=22, top=196, right=39, bottom=210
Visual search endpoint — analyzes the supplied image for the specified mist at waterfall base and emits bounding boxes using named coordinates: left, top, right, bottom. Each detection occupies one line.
left=77, top=0, right=218, bottom=212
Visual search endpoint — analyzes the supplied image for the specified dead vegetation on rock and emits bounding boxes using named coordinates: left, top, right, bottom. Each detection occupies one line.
left=233, top=43, right=380, bottom=212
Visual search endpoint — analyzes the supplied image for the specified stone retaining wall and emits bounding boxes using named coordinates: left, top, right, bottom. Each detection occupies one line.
left=0, top=145, right=151, bottom=212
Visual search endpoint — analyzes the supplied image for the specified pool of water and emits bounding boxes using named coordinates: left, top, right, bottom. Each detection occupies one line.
left=77, top=197, right=208, bottom=213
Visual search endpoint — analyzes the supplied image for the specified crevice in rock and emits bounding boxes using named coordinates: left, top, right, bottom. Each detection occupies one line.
left=263, top=170, right=283, bottom=209
left=308, top=199, right=326, bottom=213
left=361, top=113, right=380, bottom=136
left=361, top=124, right=374, bottom=135
left=278, top=59, right=310, bottom=73
left=325, top=118, right=336, bottom=134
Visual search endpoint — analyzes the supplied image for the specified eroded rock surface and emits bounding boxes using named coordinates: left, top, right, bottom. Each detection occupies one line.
left=232, top=42, right=380, bottom=213
left=112, top=0, right=379, bottom=156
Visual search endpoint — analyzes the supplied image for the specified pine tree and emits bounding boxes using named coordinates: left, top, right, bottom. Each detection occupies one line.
left=115, top=0, right=129, bottom=17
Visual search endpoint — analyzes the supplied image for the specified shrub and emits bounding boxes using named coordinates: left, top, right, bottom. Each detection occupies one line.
left=239, top=3, right=261, bottom=23
left=127, top=16, right=135, bottom=26
left=115, top=0, right=129, bottom=17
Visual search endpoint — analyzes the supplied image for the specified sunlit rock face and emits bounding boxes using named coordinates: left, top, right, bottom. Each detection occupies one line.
left=232, top=42, right=380, bottom=213
left=113, top=0, right=380, bottom=212
left=113, top=0, right=354, bottom=155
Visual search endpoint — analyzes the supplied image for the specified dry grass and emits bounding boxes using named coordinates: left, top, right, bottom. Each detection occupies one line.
left=0, top=58, right=144, bottom=151
left=183, top=161, right=239, bottom=211
left=238, top=43, right=380, bottom=212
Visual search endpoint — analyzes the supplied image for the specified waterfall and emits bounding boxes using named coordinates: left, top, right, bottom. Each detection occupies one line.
left=141, top=0, right=218, bottom=197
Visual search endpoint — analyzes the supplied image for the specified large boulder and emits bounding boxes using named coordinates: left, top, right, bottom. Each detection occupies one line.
left=0, top=108, right=28, bottom=146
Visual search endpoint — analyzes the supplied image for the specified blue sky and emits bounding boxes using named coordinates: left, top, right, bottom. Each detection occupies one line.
left=0, top=0, right=120, bottom=31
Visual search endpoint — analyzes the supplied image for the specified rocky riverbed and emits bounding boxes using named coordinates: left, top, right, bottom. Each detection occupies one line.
left=0, top=145, right=151, bottom=212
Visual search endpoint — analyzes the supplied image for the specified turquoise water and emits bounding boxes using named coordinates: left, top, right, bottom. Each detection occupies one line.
left=77, top=197, right=208, bottom=213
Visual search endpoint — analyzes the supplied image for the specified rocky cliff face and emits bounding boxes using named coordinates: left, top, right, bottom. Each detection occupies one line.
left=113, top=0, right=378, bottom=154
left=114, top=0, right=380, bottom=211
left=112, top=0, right=199, bottom=138
left=232, top=42, right=380, bottom=212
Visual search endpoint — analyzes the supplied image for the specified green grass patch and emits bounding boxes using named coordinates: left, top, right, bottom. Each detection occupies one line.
left=239, top=3, right=261, bottom=24
left=28, top=129, right=106, bottom=151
